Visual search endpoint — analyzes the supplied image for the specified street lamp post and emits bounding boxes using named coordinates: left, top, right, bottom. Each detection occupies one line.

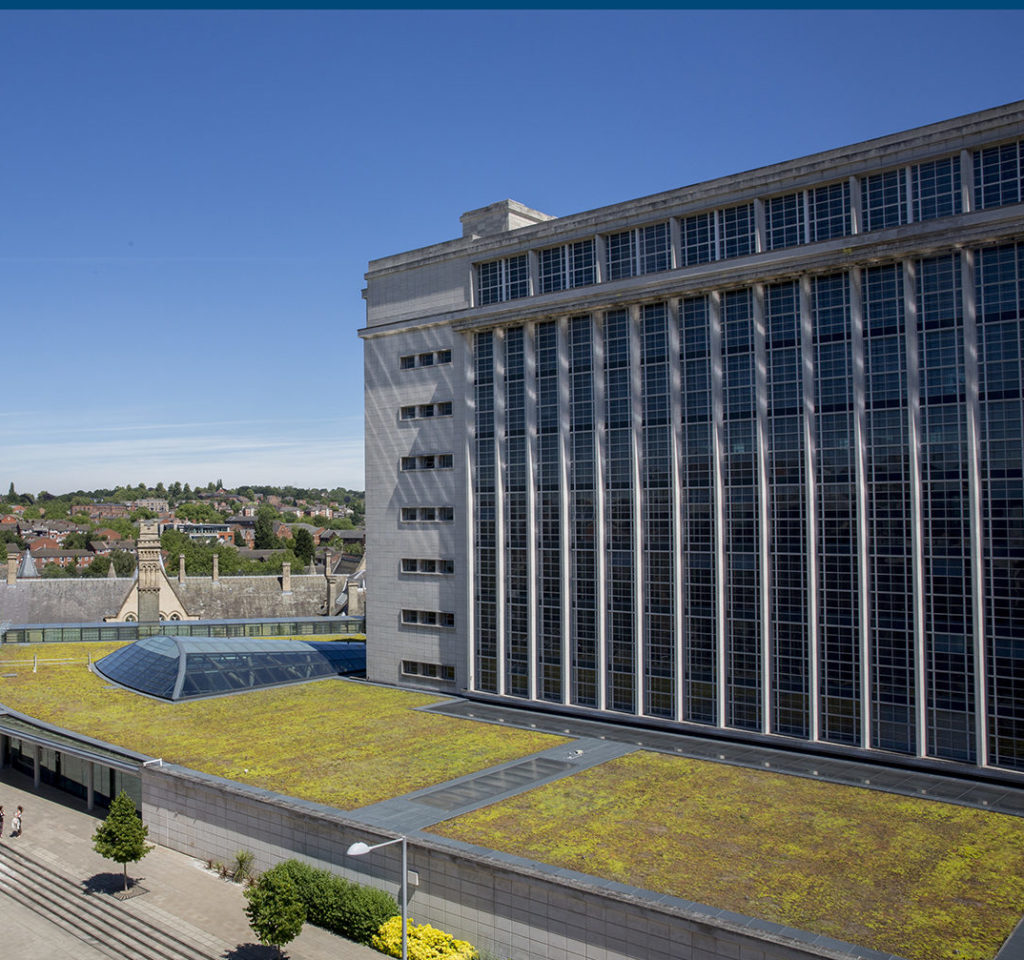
left=346, top=835, right=408, bottom=960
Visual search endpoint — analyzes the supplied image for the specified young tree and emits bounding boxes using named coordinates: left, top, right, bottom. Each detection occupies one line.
left=110, top=550, right=136, bottom=577
left=254, top=505, right=280, bottom=549
left=292, top=528, right=315, bottom=567
left=92, top=791, right=153, bottom=892
left=244, top=866, right=306, bottom=957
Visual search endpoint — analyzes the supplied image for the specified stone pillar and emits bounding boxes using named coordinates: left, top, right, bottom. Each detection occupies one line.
left=347, top=580, right=363, bottom=616
left=281, top=562, right=291, bottom=593
left=6, top=556, right=16, bottom=585
left=179, top=554, right=186, bottom=583
left=212, top=553, right=219, bottom=582
left=86, top=760, right=95, bottom=811
left=0, top=733, right=8, bottom=768
left=327, top=576, right=338, bottom=613
left=33, top=744, right=41, bottom=788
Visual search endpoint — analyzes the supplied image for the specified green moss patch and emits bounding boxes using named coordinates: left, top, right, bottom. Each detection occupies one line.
left=429, top=751, right=1024, bottom=960
left=0, top=642, right=563, bottom=808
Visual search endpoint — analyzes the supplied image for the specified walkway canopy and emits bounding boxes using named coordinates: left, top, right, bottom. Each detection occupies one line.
left=94, top=635, right=366, bottom=701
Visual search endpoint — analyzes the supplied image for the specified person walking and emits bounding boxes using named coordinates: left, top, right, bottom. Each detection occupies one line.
left=10, top=805, right=22, bottom=838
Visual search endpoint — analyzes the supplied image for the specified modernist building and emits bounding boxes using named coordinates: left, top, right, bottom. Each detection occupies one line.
left=361, top=101, right=1024, bottom=774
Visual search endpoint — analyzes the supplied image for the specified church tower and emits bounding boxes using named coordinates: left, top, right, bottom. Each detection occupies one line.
left=137, top=519, right=162, bottom=623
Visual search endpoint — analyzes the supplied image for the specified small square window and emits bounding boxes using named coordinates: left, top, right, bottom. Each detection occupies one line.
left=436, top=349, right=452, bottom=364
left=400, top=406, right=416, bottom=420
left=419, top=353, right=434, bottom=366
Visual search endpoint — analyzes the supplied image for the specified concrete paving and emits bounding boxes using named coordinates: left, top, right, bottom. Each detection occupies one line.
left=0, top=770, right=380, bottom=960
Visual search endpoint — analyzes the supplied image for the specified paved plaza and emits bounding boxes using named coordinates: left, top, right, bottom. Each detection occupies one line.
left=0, top=770, right=379, bottom=960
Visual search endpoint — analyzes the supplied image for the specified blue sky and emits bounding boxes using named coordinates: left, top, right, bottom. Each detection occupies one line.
left=3, top=9, right=1022, bottom=496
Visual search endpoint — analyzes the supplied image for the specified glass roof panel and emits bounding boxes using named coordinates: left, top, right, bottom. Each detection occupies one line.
left=96, top=636, right=365, bottom=701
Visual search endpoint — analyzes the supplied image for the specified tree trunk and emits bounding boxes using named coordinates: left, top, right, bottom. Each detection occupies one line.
left=123, top=863, right=129, bottom=891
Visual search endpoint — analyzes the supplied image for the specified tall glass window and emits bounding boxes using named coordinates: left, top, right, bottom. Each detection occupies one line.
left=974, top=141, right=1024, bottom=210
left=917, top=253, right=974, bottom=761
left=604, top=309, right=636, bottom=713
left=535, top=322, right=562, bottom=703
left=861, top=170, right=907, bottom=232
left=569, top=316, right=598, bottom=707
left=766, top=193, right=804, bottom=250
left=681, top=212, right=715, bottom=267
left=808, top=181, right=851, bottom=242
left=680, top=295, right=717, bottom=723
left=766, top=281, right=810, bottom=738
left=977, top=241, right=1024, bottom=770
left=720, top=204, right=756, bottom=260
left=863, top=263, right=915, bottom=754
left=912, top=156, right=962, bottom=222
left=539, top=240, right=596, bottom=293
left=605, top=223, right=671, bottom=280
left=641, top=303, right=675, bottom=719
left=474, top=332, right=498, bottom=693
left=504, top=327, right=529, bottom=697
left=813, top=272, right=861, bottom=745
left=721, top=288, right=760, bottom=730
left=477, top=255, right=529, bottom=305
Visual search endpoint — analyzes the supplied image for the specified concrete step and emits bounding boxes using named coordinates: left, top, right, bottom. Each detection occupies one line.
left=0, top=844, right=216, bottom=960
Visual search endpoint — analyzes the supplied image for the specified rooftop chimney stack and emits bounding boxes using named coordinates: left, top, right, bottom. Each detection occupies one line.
left=179, top=554, right=186, bottom=583
left=281, top=561, right=291, bottom=593
left=212, top=553, right=219, bottom=582
left=6, top=556, right=16, bottom=585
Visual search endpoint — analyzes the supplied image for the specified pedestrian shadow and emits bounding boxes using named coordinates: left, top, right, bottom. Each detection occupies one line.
left=221, top=945, right=290, bottom=959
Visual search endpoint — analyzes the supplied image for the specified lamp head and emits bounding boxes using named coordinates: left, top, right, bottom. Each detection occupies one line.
left=347, top=841, right=371, bottom=856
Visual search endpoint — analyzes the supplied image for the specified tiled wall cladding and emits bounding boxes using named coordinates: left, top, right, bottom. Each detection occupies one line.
left=143, top=765, right=885, bottom=960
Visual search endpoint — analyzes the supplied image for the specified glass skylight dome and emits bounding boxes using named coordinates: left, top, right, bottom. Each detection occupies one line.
left=95, top=635, right=366, bottom=701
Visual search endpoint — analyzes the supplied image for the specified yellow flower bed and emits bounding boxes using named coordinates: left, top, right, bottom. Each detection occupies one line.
left=372, top=916, right=476, bottom=960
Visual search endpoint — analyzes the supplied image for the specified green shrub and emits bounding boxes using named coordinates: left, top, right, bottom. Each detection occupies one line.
left=270, top=859, right=398, bottom=945
left=345, top=883, right=402, bottom=945
left=372, top=916, right=476, bottom=960
left=232, top=849, right=255, bottom=882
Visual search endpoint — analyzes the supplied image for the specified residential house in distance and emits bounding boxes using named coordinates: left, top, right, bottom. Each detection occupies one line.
left=362, top=100, right=1024, bottom=777
left=74, top=502, right=130, bottom=521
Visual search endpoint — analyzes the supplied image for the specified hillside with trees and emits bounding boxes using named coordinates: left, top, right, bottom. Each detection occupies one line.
left=1, top=481, right=364, bottom=579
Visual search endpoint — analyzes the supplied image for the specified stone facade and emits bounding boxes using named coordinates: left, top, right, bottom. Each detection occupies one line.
left=361, top=100, right=1024, bottom=776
